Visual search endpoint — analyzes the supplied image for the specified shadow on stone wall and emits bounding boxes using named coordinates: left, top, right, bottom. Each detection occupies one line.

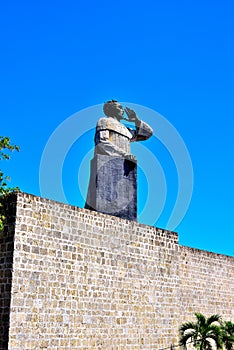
left=0, top=193, right=17, bottom=350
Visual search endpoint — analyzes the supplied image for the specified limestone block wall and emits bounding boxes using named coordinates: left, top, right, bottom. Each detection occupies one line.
left=5, top=193, right=180, bottom=349
left=179, top=246, right=234, bottom=323
left=0, top=192, right=233, bottom=350
left=0, top=194, right=17, bottom=350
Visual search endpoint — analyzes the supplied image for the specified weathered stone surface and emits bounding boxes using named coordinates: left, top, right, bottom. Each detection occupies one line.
left=0, top=192, right=233, bottom=350
left=85, top=155, right=137, bottom=221
left=0, top=194, right=17, bottom=350
left=86, top=101, right=153, bottom=222
left=179, top=245, right=234, bottom=324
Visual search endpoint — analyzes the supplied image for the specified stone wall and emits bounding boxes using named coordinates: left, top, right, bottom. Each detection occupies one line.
left=0, top=194, right=17, bottom=350
left=179, top=246, right=234, bottom=323
left=0, top=192, right=233, bottom=349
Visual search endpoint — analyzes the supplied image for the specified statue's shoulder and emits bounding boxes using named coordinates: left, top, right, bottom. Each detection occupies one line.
left=96, top=117, right=109, bottom=128
left=96, top=117, right=132, bottom=139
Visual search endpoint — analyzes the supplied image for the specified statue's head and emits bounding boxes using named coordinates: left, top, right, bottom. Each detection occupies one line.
left=103, top=100, right=124, bottom=120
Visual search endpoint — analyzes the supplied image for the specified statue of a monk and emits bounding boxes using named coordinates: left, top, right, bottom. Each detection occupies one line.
left=85, top=100, right=153, bottom=221
left=94, top=100, right=153, bottom=161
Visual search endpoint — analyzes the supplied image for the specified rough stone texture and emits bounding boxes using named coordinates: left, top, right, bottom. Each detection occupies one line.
left=0, top=194, right=17, bottom=350
left=85, top=155, right=137, bottom=221
left=179, top=246, right=234, bottom=323
left=0, top=192, right=233, bottom=350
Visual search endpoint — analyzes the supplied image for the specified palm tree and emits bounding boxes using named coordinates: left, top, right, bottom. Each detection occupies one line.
left=221, top=321, right=234, bottom=350
left=179, top=313, right=223, bottom=350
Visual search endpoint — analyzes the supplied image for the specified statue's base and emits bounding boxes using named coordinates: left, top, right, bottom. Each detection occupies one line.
left=85, top=155, right=137, bottom=221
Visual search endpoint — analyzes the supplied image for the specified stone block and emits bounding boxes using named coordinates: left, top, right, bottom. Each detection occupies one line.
left=85, top=154, right=137, bottom=221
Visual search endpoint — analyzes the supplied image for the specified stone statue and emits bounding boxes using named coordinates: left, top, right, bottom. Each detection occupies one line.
left=95, top=100, right=153, bottom=161
left=85, top=100, right=153, bottom=221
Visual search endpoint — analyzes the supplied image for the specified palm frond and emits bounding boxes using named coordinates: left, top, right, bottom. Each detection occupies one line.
left=179, top=313, right=228, bottom=350
left=179, top=322, right=197, bottom=334
left=179, top=332, right=195, bottom=346
left=207, top=314, right=222, bottom=326
left=195, top=313, right=206, bottom=321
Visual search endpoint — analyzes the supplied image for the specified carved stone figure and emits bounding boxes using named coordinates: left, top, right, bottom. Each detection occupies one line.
left=85, top=100, right=153, bottom=221
left=94, top=100, right=153, bottom=161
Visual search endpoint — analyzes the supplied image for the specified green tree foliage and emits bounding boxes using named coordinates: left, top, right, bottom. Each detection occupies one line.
left=179, top=312, right=223, bottom=350
left=221, top=321, right=234, bottom=350
left=0, top=136, right=20, bottom=230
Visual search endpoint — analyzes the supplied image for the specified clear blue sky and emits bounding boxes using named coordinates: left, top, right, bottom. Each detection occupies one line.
left=1, top=0, right=233, bottom=256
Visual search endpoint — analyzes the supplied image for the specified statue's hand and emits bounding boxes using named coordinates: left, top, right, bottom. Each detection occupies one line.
left=125, top=107, right=138, bottom=122
left=125, top=154, right=137, bottom=162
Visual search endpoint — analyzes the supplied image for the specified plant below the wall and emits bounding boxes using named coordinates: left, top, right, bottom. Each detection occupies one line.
left=221, top=321, right=234, bottom=350
left=179, top=313, right=223, bottom=350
